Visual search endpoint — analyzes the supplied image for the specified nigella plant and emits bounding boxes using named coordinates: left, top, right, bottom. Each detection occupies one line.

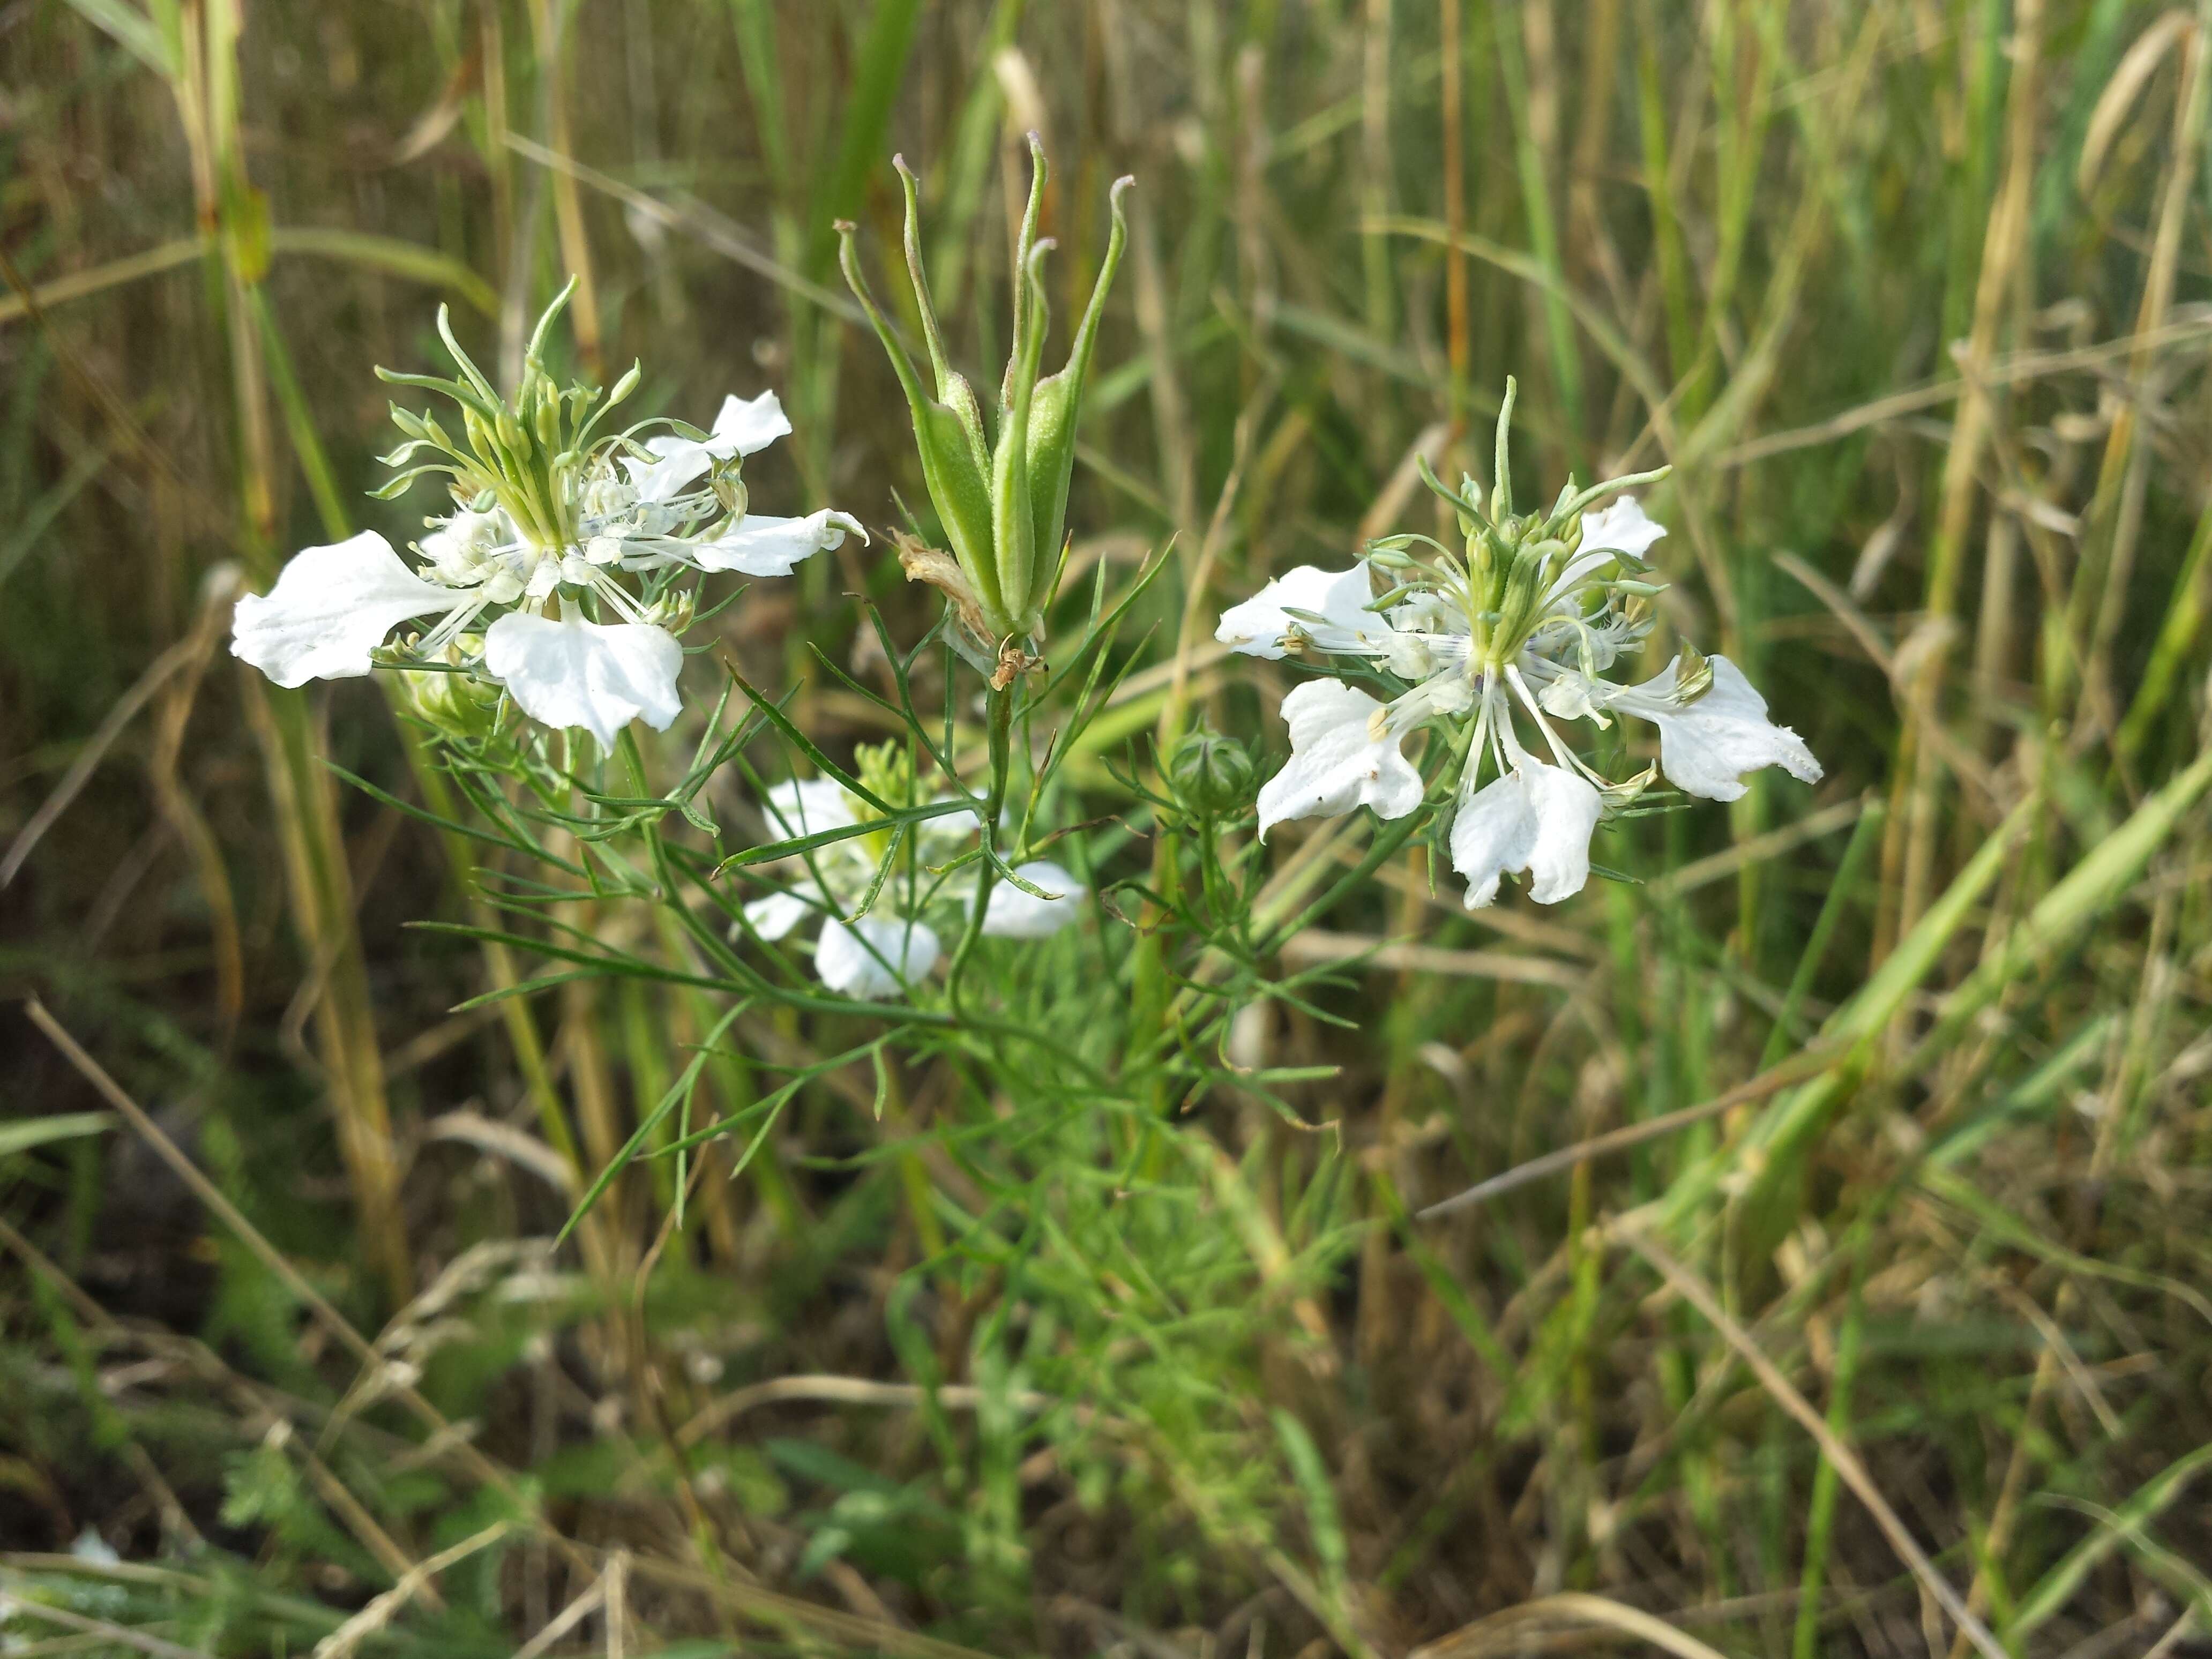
left=229, top=283, right=862, bottom=748
left=1217, top=379, right=1821, bottom=908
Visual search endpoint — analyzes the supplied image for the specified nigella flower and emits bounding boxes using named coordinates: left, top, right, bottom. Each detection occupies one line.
left=739, top=751, right=1084, bottom=1002
left=230, top=287, right=863, bottom=749
left=1216, top=380, right=1820, bottom=909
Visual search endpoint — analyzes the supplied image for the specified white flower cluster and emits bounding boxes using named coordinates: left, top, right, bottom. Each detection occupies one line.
left=742, top=764, right=1083, bottom=1001
left=230, top=300, right=860, bottom=749
left=1217, top=392, right=1820, bottom=909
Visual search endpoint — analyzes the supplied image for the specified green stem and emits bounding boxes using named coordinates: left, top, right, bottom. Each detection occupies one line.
left=946, top=684, right=1016, bottom=1015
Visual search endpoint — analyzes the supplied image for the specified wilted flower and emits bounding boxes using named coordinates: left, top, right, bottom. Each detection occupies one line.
left=230, top=284, right=863, bottom=749
left=741, top=746, right=1084, bottom=1002
left=839, top=140, right=1131, bottom=682
left=1216, top=380, right=1821, bottom=909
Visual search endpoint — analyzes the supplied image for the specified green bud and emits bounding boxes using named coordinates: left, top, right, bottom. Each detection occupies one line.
left=1491, top=375, right=1518, bottom=521
left=645, top=588, right=695, bottom=633
left=462, top=405, right=496, bottom=459
left=1168, top=724, right=1258, bottom=817
left=400, top=660, right=503, bottom=743
left=852, top=741, right=918, bottom=819
left=535, top=386, right=563, bottom=451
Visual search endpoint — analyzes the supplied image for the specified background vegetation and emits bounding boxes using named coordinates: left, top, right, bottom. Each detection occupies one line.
left=5, top=0, right=2212, bottom=1654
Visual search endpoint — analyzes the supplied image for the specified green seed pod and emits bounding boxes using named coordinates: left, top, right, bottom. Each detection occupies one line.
left=1168, top=723, right=1258, bottom=817
left=400, top=659, right=503, bottom=743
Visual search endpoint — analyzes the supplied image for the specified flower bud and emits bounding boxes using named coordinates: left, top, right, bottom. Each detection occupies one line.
left=1168, top=723, right=1258, bottom=817
left=644, top=588, right=694, bottom=632
left=401, top=661, right=502, bottom=742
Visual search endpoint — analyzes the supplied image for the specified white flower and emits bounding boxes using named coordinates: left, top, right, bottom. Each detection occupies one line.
left=626, top=390, right=793, bottom=503
left=689, top=509, right=868, bottom=577
left=1217, top=435, right=1820, bottom=908
left=983, top=861, right=1086, bottom=937
left=761, top=776, right=857, bottom=838
left=482, top=606, right=682, bottom=749
left=817, top=916, right=943, bottom=1001
left=231, top=530, right=476, bottom=687
left=738, top=777, right=1083, bottom=1002
left=1256, top=679, right=1425, bottom=840
left=1604, top=654, right=1822, bottom=802
left=743, top=886, right=821, bottom=943
left=231, top=367, right=865, bottom=750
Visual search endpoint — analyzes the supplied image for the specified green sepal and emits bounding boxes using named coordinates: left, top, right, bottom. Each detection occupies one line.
left=836, top=218, right=1009, bottom=635
left=990, top=235, right=1052, bottom=634
left=1021, top=173, right=1132, bottom=623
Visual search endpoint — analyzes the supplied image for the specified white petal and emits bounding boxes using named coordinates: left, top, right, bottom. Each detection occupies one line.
left=690, top=509, right=865, bottom=577
left=710, top=390, right=793, bottom=457
left=763, top=778, right=857, bottom=835
left=816, top=915, right=940, bottom=1000
left=744, top=887, right=819, bottom=941
left=1630, top=654, right=1823, bottom=802
left=1215, top=564, right=1392, bottom=660
left=1579, top=496, right=1667, bottom=559
left=982, top=861, right=1085, bottom=939
left=482, top=612, right=683, bottom=749
left=625, top=439, right=710, bottom=504
left=627, top=394, right=789, bottom=502
left=1449, top=772, right=1538, bottom=910
left=1255, top=679, right=1425, bottom=840
left=913, top=793, right=987, bottom=852
left=1520, top=761, right=1602, bottom=903
left=1450, top=760, right=1601, bottom=908
left=229, top=530, right=459, bottom=687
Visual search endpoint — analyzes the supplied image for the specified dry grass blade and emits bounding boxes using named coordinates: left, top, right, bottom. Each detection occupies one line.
left=503, top=134, right=864, bottom=323
left=1645, top=794, right=1872, bottom=899
left=0, top=610, right=220, bottom=889
left=1278, top=929, right=1584, bottom=989
left=678, top=1374, right=1053, bottom=1449
left=312, top=1523, right=509, bottom=1659
left=1615, top=1224, right=2008, bottom=1659
left=0, top=1595, right=212, bottom=1659
left=1406, top=1591, right=1734, bottom=1659
left=509, top=1577, right=606, bottom=1659
left=1712, top=316, right=2212, bottom=468
left=1417, top=1042, right=1847, bottom=1217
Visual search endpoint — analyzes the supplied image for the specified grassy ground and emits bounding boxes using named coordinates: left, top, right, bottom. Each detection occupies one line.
left=5, top=1, right=2212, bottom=1654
